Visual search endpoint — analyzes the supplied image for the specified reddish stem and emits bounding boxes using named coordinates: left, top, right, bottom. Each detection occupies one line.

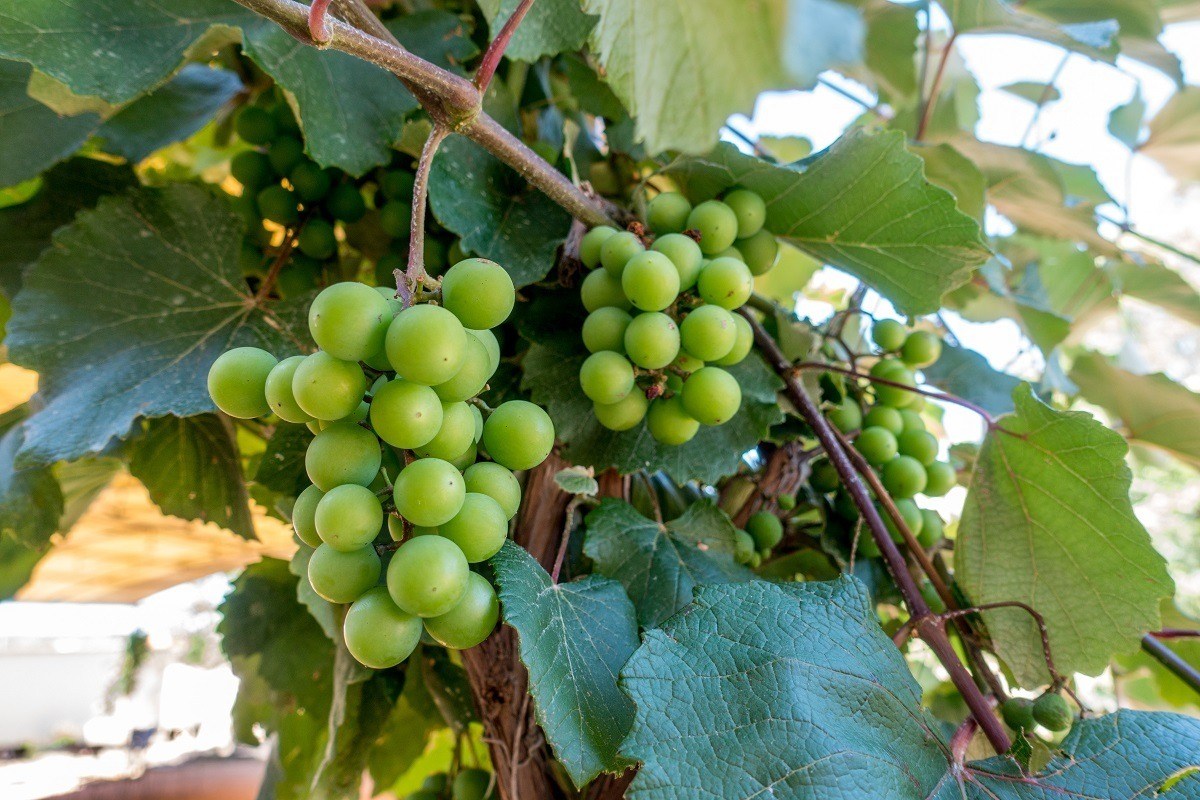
left=1150, top=629, right=1200, bottom=639
left=916, top=32, right=957, bottom=140
left=400, top=125, right=451, bottom=302
left=795, top=361, right=997, bottom=426
left=475, top=0, right=537, bottom=93
left=308, top=0, right=333, bottom=42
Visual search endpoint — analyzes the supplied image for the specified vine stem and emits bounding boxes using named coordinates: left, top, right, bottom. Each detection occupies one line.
left=307, top=0, right=333, bottom=41
left=400, top=124, right=451, bottom=300
left=739, top=307, right=1012, bottom=754
left=1097, top=211, right=1200, bottom=269
left=1141, top=636, right=1200, bottom=697
left=916, top=32, right=957, bottom=141
left=794, top=361, right=997, bottom=426
left=475, top=0, right=536, bottom=93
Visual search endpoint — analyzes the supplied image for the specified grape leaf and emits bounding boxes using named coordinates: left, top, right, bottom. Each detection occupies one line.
left=555, top=466, right=599, bottom=496
left=920, top=343, right=1022, bottom=416
left=0, top=59, right=98, bottom=188
left=852, top=0, right=920, bottom=101
left=478, top=0, right=596, bottom=62
left=1142, top=86, right=1200, bottom=183
left=910, top=142, right=987, bottom=222
left=956, top=384, right=1173, bottom=685
left=665, top=133, right=989, bottom=316
left=388, top=11, right=479, bottom=74
left=0, top=533, right=44, bottom=599
left=1000, top=81, right=1061, bottom=105
left=1114, top=258, right=1200, bottom=326
left=583, top=498, right=752, bottom=628
left=7, top=183, right=308, bottom=468
left=491, top=540, right=638, bottom=787
left=254, top=423, right=313, bottom=498
left=368, top=654, right=444, bottom=789
left=0, top=407, right=61, bottom=549
left=940, top=0, right=1119, bottom=62
left=127, top=413, right=254, bottom=538
left=1109, top=88, right=1146, bottom=148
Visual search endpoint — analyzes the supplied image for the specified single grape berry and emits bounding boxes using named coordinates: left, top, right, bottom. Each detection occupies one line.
left=469, top=328, right=501, bottom=375
left=416, top=401, right=475, bottom=461
left=681, top=367, right=741, bottom=426
left=452, top=768, right=496, bottom=800
left=855, top=426, right=898, bottom=466
left=393, top=458, right=465, bottom=527
left=917, top=509, right=944, bottom=548
left=621, top=251, right=681, bottom=312
left=1001, top=697, right=1036, bottom=731
left=422, top=774, right=449, bottom=794
left=207, top=347, right=277, bottom=419
left=883, top=498, right=924, bottom=540
left=687, top=200, right=739, bottom=254
left=872, top=362, right=917, bottom=408
left=370, top=378, right=444, bottom=449
left=734, top=529, right=756, bottom=563
left=315, top=484, right=384, bottom=551
left=386, top=304, right=468, bottom=386
left=439, top=493, right=508, bottom=562
left=651, top=233, right=704, bottom=290
left=594, top=391, right=649, bottom=431
left=268, top=136, right=305, bottom=176
left=292, top=351, right=368, bottom=421
left=810, top=458, right=839, bottom=493
left=463, top=462, right=521, bottom=519
left=580, top=269, right=633, bottom=312
left=712, top=313, right=754, bottom=366
left=307, top=543, right=381, bottom=604
left=256, top=184, right=299, bottom=225
left=777, top=493, right=796, bottom=511
left=600, top=230, right=645, bottom=279
left=386, top=535, right=469, bottom=618
left=722, top=189, right=766, bottom=238
left=647, top=397, right=700, bottom=445
left=696, top=257, right=753, bottom=310
left=378, top=199, right=411, bottom=238
left=901, top=330, right=942, bottom=368
left=291, top=484, right=325, bottom=548
left=1032, top=693, right=1072, bottom=731
left=298, top=218, right=337, bottom=259
left=734, top=228, right=778, bottom=276
left=580, top=351, right=635, bottom=405
left=746, top=511, right=783, bottom=550
left=863, top=406, right=904, bottom=436
left=231, top=150, right=274, bottom=190
left=308, top=282, right=391, bottom=362
left=646, top=192, right=692, bottom=235
left=582, top=307, right=633, bottom=354
left=379, top=169, right=415, bottom=200
left=424, top=572, right=500, bottom=651
left=923, top=461, right=957, bottom=496
left=328, top=183, right=367, bottom=222
left=580, top=226, right=618, bottom=269
left=441, top=258, right=515, bottom=330
left=235, top=106, right=277, bottom=145
left=680, top=305, right=737, bottom=362
left=882, top=455, right=927, bottom=498
left=826, top=398, right=863, bottom=433
left=343, top=587, right=422, bottom=669
left=898, top=429, right=939, bottom=465
left=899, top=409, right=925, bottom=432
left=872, top=319, right=907, bottom=352
left=624, top=312, right=680, bottom=369
left=481, top=400, right=555, bottom=471
left=290, top=161, right=332, bottom=202
left=305, top=422, right=382, bottom=491
left=433, top=333, right=493, bottom=402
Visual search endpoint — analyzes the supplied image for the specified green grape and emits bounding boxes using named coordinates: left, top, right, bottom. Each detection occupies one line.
left=291, top=484, right=325, bottom=548
left=854, top=426, right=898, bottom=466
left=747, top=552, right=762, bottom=568
left=386, top=304, right=468, bottom=386
left=424, top=237, right=449, bottom=274
left=292, top=351, right=368, bottom=421
left=451, top=768, right=496, bottom=800
left=734, top=529, right=755, bottom=563
left=378, top=199, right=411, bottom=238
left=623, top=312, right=680, bottom=369
left=646, top=192, right=692, bottom=235
left=298, top=218, right=338, bottom=259
left=372, top=446, right=401, bottom=492
left=306, top=422, right=382, bottom=491
left=810, top=458, right=839, bottom=493
left=314, top=484, right=384, bottom=551
left=580, top=269, right=633, bottom=312
left=650, top=233, right=704, bottom=290
left=734, top=229, right=778, bottom=275
left=408, top=791, right=439, bottom=800
left=415, top=401, right=476, bottom=461
left=681, top=366, right=741, bottom=426
left=235, top=106, right=276, bottom=144
left=290, top=161, right=332, bottom=202
left=582, top=307, right=632, bottom=353
left=580, top=226, right=618, bottom=269
left=1032, top=693, right=1072, bottom=731
left=470, top=404, right=485, bottom=441
left=906, top=394, right=927, bottom=412
left=686, top=200, right=739, bottom=254
left=433, top=333, right=492, bottom=402
left=1001, top=697, right=1035, bottom=731
left=424, top=572, right=500, bottom=652
left=647, top=397, right=700, bottom=445
left=264, top=355, right=313, bottom=424
left=463, top=462, right=521, bottom=519
left=469, top=328, right=501, bottom=375
left=306, top=421, right=322, bottom=435
left=374, top=284, right=404, bottom=316
left=672, top=351, right=704, bottom=374
left=696, top=257, right=753, bottom=310
left=438, top=493, right=508, bottom=562
left=447, top=442, right=477, bottom=470
left=832, top=489, right=859, bottom=521
left=393, top=458, right=465, bottom=527
left=268, top=136, right=304, bottom=176
left=898, top=429, right=938, bottom=465
left=308, top=282, right=390, bottom=362
left=600, top=230, right=645, bottom=278
left=386, top=535, right=469, bottom=617
left=328, top=183, right=367, bottom=222
left=883, top=498, right=923, bottom=540
left=711, top=313, right=753, bottom=366
left=367, top=379, right=441, bottom=451
left=917, top=509, right=944, bottom=548
left=308, top=543, right=381, bottom=604
left=271, top=100, right=301, bottom=135
left=665, top=373, right=684, bottom=394
left=379, top=169, right=415, bottom=200
left=593, top=390, right=649, bottom=431
left=441, top=258, right=515, bottom=330
left=746, top=511, right=783, bottom=550
left=256, top=184, right=299, bottom=225
left=870, top=357, right=908, bottom=378
left=419, top=775, right=448, bottom=797
left=872, top=361, right=917, bottom=408
left=882, top=455, right=927, bottom=498
left=680, top=305, right=736, bottom=362
left=621, top=251, right=680, bottom=312
left=899, top=409, right=925, bottom=432
left=481, top=400, right=555, bottom=471
left=579, top=351, right=634, bottom=405
left=344, top=586, right=422, bottom=668
left=231, top=150, right=274, bottom=190
left=826, top=398, right=863, bottom=433
left=863, top=406, right=903, bottom=436
left=714, top=246, right=745, bottom=262
left=901, top=330, right=942, bottom=367
left=871, top=319, right=907, bottom=351
left=922, top=461, right=956, bottom=496
left=207, top=347, right=277, bottom=419
left=722, top=189, right=766, bottom=238
left=334, top=400, right=370, bottom=427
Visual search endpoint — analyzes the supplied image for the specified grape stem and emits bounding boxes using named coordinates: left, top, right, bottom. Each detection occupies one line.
left=475, top=0, right=536, bottom=93
left=1140, top=636, right=1200, bottom=698
left=400, top=124, right=450, bottom=302
left=253, top=208, right=313, bottom=305
left=307, top=0, right=333, bottom=42
left=1149, top=629, right=1200, bottom=639
left=916, top=32, right=958, bottom=141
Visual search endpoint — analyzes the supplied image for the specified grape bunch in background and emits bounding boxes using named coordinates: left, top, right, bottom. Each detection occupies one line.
left=207, top=259, right=555, bottom=670
left=576, top=189, right=780, bottom=445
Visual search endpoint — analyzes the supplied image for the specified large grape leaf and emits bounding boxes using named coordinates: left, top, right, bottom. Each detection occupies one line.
left=956, top=384, right=1173, bottom=685
left=1141, top=86, right=1200, bottom=183
left=619, top=576, right=1200, bottom=800
left=665, top=133, right=989, bottom=316
left=583, top=498, right=752, bottom=628
left=6, top=183, right=308, bottom=468
left=939, top=0, right=1120, bottom=62
left=0, top=59, right=99, bottom=188
left=491, top=540, right=639, bottom=787
left=921, top=343, right=1022, bottom=416
left=0, top=407, right=61, bottom=550
left=581, top=0, right=862, bottom=154
left=1114, top=258, right=1200, bottom=327
left=478, top=0, right=596, bottom=62
left=254, top=423, right=313, bottom=498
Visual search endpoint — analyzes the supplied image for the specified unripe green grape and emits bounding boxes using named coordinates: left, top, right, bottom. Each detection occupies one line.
left=647, top=397, right=700, bottom=445
left=734, top=228, right=778, bottom=275
left=621, top=251, right=680, bottom=312
left=264, top=355, right=313, bottom=423
left=734, top=529, right=755, bottom=563
left=298, top=219, right=337, bottom=259
left=854, top=426, right=898, bottom=466
left=373, top=284, right=404, bottom=316
left=580, top=269, right=632, bottom=312
left=379, top=169, right=415, bottom=200
left=872, top=362, right=917, bottom=408
left=272, top=100, right=300, bottom=135
left=438, top=492, right=508, bottom=562
left=871, top=319, right=907, bottom=352
left=314, top=484, right=383, bottom=551
left=292, top=351, right=367, bottom=421
left=899, top=409, right=925, bottom=432
left=696, top=257, right=753, bottom=310
left=481, top=400, right=555, bottom=471
left=305, top=422, right=381, bottom=491
left=235, top=106, right=277, bottom=144
left=826, top=398, right=863, bottom=433
left=343, top=586, right=422, bottom=668
left=810, top=458, right=839, bottom=493
left=723, top=189, right=766, bottom=238
left=393, top=458, right=465, bottom=527
left=207, top=347, right=277, bottom=419
left=863, top=406, right=903, bottom=436
left=833, top=489, right=859, bottom=521
left=378, top=199, right=411, bottom=238
left=308, top=543, right=381, bottom=604
left=290, top=161, right=332, bottom=202
left=646, top=192, right=692, bottom=234
left=441, top=258, right=515, bottom=330
left=680, top=305, right=736, bottom=362
left=686, top=200, right=739, bottom=254
left=600, top=230, right=644, bottom=278
left=369, top=378, right=443, bottom=449
left=623, top=312, right=680, bottom=369
left=268, top=136, right=304, bottom=176
left=746, top=511, right=783, bottom=550
left=433, top=333, right=493, bottom=402
left=308, top=282, right=391, bottom=362
left=923, top=461, right=956, bottom=496
left=386, top=304, right=468, bottom=386
left=256, top=184, right=299, bottom=225
left=711, top=314, right=753, bottom=366
left=906, top=394, right=927, bottom=412
left=334, top=400, right=370, bottom=427
left=386, top=535, right=469, bottom=617
left=415, top=401, right=475, bottom=461
left=593, top=391, right=649, bottom=432
left=291, top=484, right=325, bottom=547
left=470, top=403, right=484, bottom=441
left=588, top=161, right=621, bottom=195
left=672, top=351, right=704, bottom=374
left=681, top=366, right=741, bottom=426
left=231, top=150, right=274, bottom=190
left=451, top=767, right=496, bottom=800
left=579, top=351, right=634, bottom=405
left=469, top=328, right=501, bottom=375
left=580, top=226, right=618, bottom=269
left=463, top=462, right=521, bottom=519
left=883, top=498, right=924, bottom=540
left=747, top=552, right=762, bottom=568
left=424, top=572, right=500, bottom=651
left=777, top=493, right=796, bottom=510
left=306, top=420, right=322, bottom=435
left=898, top=429, right=938, bottom=465
left=447, top=442, right=477, bottom=470
left=328, top=183, right=367, bottom=222
left=871, top=357, right=909, bottom=378
left=901, top=330, right=942, bottom=367
left=1032, top=693, right=1072, bottom=731
left=650, top=233, right=704, bottom=290
left=665, top=373, right=684, bottom=394
left=882, top=455, right=927, bottom=498
left=1001, top=697, right=1035, bottom=731
left=582, top=307, right=632, bottom=354
left=422, top=774, right=449, bottom=794
left=917, top=509, right=944, bottom=548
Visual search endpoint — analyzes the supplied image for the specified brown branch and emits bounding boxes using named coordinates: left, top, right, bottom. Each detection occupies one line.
left=475, top=0, right=536, bottom=93
left=795, top=361, right=996, bottom=425
left=307, top=0, right=333, bottom=42
left=916, top=32, right=957, bottom=141
left=1149, top=629, right=1200, bottom=639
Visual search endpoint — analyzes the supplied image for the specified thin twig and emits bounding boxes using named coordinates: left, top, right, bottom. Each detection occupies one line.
left=550, top=495, right=585, bottom=583
left=1149, top=629, right=1200, bottom=639
left=253, top=213, right=309, bottom=304
left=1141, top=636, right=1200, bottom=698
left=1018, top=52, right=1069, bottom=148
left=401, top=124, right=451, bottom=301
left=916, top=32, right=957, bottom=140
left=475, top=0, right=536, bottom=93
left=1097, top=212, right=1200, bottom=269
left=939, top=601, right=1065, bottom=690
left=817, top=77, right=892, bottom=120
left=795, top=361, right=997, bottom=425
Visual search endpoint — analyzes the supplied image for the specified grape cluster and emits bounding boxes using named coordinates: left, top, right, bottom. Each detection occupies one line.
left=207, top=259, right=555, bottom=669
left=406, top=767, right=495, bottom=800
left=813, top=321, right=954, bottom=555
left=1001, top=691, right=1073, bottom=735
left=734, top=511, right=784, bottom=568
left=575, top=189, right=780, bottom=445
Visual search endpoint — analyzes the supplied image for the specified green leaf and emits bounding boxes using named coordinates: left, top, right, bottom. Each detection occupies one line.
left=854, top=0, right=920, bottom=100
left=368, top=654, right=444, bottom=789
left=0, top=59, right=98, bottom=188
left=0, top=408, right=62, bottom=549
left=478, top=0, right=596, bottom=62
left=1109, top=87, right=1146, bottom=148
left=1141, top=86, right=1200, bottom=183
left=387, top=11, right=479, bottom=74
left=666, top=133, right=989, bottom=315
left=583, top=498, right=751, bottom=628
left=940, top=0, right=1119, bottom=62
left=919, top=343, right=1022, bottom=416
left=1000, top=81, right=1061, bottom=105
left=313, top=652, right=401, bottom=800
left=0, top=532, right=44, bottom=599
left=97, top=65, right=241, bottom=162
left=254, top=423, right=313, bottom=498
left=554, top=466, right=599, bottom=496
left=491, top=540, right=638, bottom=787
left=287, top=545, right=341, bottom=642
left=910, top=141, right=987, bottom=222
left=581, top=0, right=862, bottom=154
left=1114, top=257, right=1200, bottom=326
left=956, top=384, right=1173, bottom=685
left=1070, top=352, right=1200, bottom=468
left=7, top=183, right=307, bottom=467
